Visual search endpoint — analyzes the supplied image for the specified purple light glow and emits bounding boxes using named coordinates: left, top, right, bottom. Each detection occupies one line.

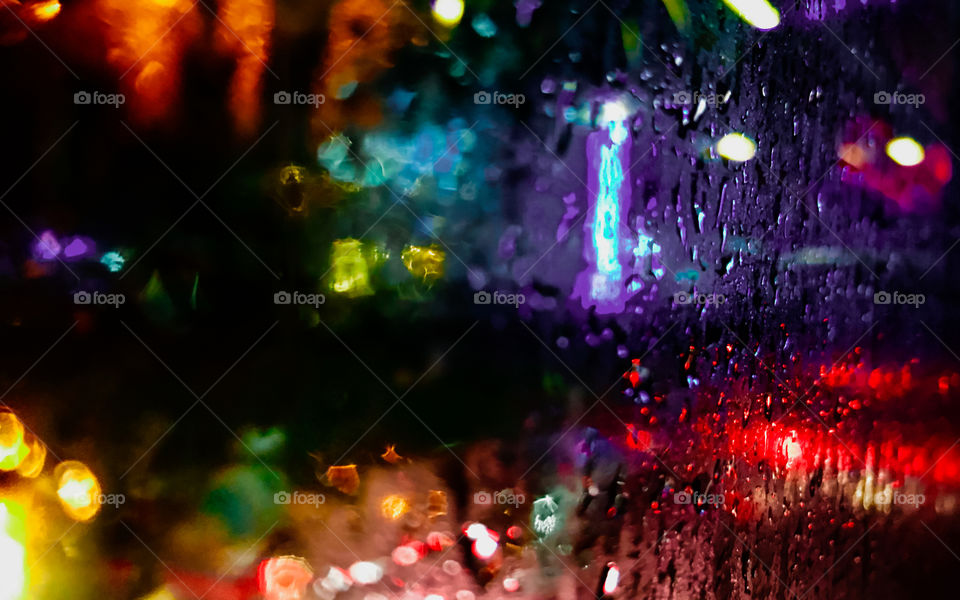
left=32, top=230, right=61, bottom=261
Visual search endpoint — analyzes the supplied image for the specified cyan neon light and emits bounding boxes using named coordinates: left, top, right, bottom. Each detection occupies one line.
left=633, top=230, right=658, bottom=258
left=594, top=136, right=625, bottom=279
left=575, top=114, right=632, bottom=314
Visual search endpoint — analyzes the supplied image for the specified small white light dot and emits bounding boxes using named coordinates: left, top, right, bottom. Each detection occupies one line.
left=716, top=133, right=757, bottom=162
left=885, top=137, right=925, bottom=166
left=432, top=0, right=464, bottom=27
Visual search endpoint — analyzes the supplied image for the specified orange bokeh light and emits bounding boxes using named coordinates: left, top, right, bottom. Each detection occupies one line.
left=215, top=0, right=274, bottom=136
left=55, top=460, right=102, bottom=521
left=26, top=0, right=61, bottom=22
left=97, top=0, right=202, bottom=126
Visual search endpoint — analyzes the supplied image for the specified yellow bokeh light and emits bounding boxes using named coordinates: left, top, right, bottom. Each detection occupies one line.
left=137, top=587, right=178, bottom=600
left=330, top=239, right=375, bottom=297
left=55, top=461, right=102, bottom=522
left=885, top=137, right=925, bottom=167
left=381, top=494, right=410, bottom=520
left=0, top=412, right=26, bottom=471
left=431, top=0, right=464, bottom=27
left=716, top=132, right=757, bottom=162
left=14, top=432, right=45, bottom=479
left=27, top=0, right=61, bottom=22
left=401, top=244, right=445, bottom=283
left=722, top=0, right=780, bottom=30
left=0, top=500, right=27, bottom=600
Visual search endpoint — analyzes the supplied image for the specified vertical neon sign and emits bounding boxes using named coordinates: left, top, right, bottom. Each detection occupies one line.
left=575, top=104, right=632, bottom=314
